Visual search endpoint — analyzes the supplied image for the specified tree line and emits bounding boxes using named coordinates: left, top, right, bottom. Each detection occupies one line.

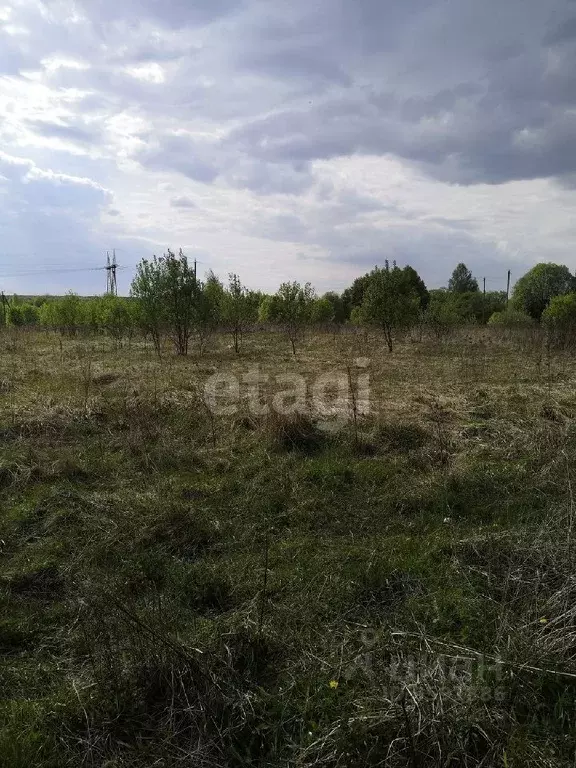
left=3, top=253, right=576, bottom=353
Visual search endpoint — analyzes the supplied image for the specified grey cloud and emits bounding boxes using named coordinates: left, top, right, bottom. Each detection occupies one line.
left=544, top=16, right=576, bottom=44
left=219, top=0, right=576, bottom=189
left=26, top=119, right=102, bottom=145
left=2, top=0, right=576, bottom=293
left=81, top=0, right=245, bottom=28
left=137, top=134, right=219, bottom=183
left=0, top=151, right=112, bottom=211
left=225, top=158, right=313, bottom=195
left=170, top=195, right=197, bottom=208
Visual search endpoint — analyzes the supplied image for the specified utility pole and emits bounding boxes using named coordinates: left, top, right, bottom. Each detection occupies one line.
left=193, top=258, right=197, bottom=282
left=482, top=277, right=486, bottom=324
left=506, top=270, right=511, bottom=307
left=105, top=250, right=118, bottom=296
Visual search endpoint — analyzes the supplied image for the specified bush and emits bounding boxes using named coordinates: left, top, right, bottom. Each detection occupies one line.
left=7, top=302, right=39, bottom=327
left=488, top=308, right=534, bottom=327
left=542, top=293, right=576, bottom=346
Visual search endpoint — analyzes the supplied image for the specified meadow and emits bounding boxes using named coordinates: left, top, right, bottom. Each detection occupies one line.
left=1, top=324, right=575, bottom=767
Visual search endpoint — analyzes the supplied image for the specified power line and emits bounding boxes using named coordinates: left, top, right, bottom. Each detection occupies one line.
left=0, top=265, right=129, bottom=279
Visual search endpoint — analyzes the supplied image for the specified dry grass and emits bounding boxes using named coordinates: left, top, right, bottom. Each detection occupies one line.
left=0, top=325, right=576, bottom=767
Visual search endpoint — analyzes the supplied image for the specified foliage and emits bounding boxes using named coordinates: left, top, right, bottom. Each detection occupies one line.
left=38, top=292, right=83, bottom=336
left=130, top=256, right=168, bottom=354
left=131, top=249, right=201, bottom=356
left=541, top=292, right=576, bottom=346
left=341, top=273, right=372, bottom=319
left=322, top=291, right=347, bottom=323
left=358, top=261, right=420, bottom=351
left=7, top=302, right=39, bottom=327
left=309, top=297, right=334, bottom=324
left=222, top=273, right=251, bottom=353
left=342, top=265, right=428, bottom=319
left=448, top=262, right=479, bottom=293
left=488, top=308, right=534, bottom=327
left=98, top=296, right=137, bottom=340
left=403, top=265, right=430, bottom=309
left=428, top=289, right=506, bottom=326
left=262, top=281, right=315, bottom=354
left=195, top=271, right=224, bottom=354
left=512, top=262, right=576, bottom=321
left=424, top=293, right=462, bottom=339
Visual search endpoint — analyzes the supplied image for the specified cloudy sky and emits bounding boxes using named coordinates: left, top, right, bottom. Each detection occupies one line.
left=1, top=0, right=576, bottom=295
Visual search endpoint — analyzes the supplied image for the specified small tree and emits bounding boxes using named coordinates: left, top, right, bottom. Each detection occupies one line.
left=163, top=249, right=199, bottom=356
left=341, top=273, right=372, bottom=320
left=542, top=293, right=576, bottom=347
left=424, top=294, right=462, bottom=340
left=359, top=262, right=420, bottom=352
left=131, top=256, right=167, bottom=356
left=195, top=271, right=224, bottom=354
left=512, top=263, right=576, bottom=321
left=39, top=292, right=82, bottom=336
left=403, top=265, right=430, bottom=309
left=222, top=273, right=250, bottom=353
left=310, top=296, right=334, bottom=324
left=448, top=263, right=479, bottom=293
left=322, top=291, right=347, bottom=323
left=7, top=302, right=39, bottom=327
left=99, top=295, right=133, bottom=342
left=268, top=282, right=315, bottom=354
left=131, top=249, right=200, bottom=356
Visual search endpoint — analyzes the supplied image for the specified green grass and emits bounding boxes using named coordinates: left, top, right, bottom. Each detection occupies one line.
left=0, top=327, right=575, bottom=766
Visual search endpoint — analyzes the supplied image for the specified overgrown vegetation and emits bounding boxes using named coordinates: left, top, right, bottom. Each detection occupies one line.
left=3, top=255, right=576, bottom=765
left=1, top=318, right=576, bottom=767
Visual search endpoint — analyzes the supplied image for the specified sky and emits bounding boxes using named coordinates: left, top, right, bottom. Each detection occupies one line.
left=1, top=0, right=576, bottom=296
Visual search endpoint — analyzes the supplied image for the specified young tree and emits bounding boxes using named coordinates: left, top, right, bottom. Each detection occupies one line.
left=98, top=295, right=134, bottom=342
left=341, top=273, right=372, bottom=320
left=424, top=293, right=462, bottom=340
left=322, top=291, right=347, bottom=323
left=164, top=249, right=199, bottom=355
left=131, top=249, right=200, bottom=356
left=39, top=292, right=82, bottom=336
left=267, top=281, right=315, bottom=354
left=448, top=263, right=479, bottom=293
left=403, top=266, right=430, bottom=309
left=258, top=294, right=278, bottom=323
left=222, top=273, right=250, bottom=353
left=310, top=296, right=335, bottom=324
left=359, top=262, right=420, bottom=352
left=131, top=256, right=167, bottom=356
left=195, top=271, right=224, bottom=354
left=7, top=302, right=39, bottom=327
left=541, top=293, right=576, bottom=346
left=512, top=263, right=576, bottom=321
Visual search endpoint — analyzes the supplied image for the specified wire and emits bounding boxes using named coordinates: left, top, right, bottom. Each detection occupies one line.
left=0, top=265, right=128, bottom=279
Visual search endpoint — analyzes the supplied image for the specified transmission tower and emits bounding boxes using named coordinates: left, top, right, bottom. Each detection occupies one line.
left=105, top=250, right=118, bottom=296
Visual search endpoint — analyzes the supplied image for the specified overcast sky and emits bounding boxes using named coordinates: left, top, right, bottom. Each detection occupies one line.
left=1, top=0, right=576, bottom=295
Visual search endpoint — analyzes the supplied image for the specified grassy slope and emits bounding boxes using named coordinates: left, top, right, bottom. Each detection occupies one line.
left=0, top=326, right=575, bottom=767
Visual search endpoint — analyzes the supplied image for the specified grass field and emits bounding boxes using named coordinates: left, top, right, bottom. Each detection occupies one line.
left=1, top=325, right=575, bottom=766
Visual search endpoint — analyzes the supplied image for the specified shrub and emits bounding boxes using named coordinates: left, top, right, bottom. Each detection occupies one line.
left=542, top=292, right=576, bottom=346
left=488, top=308, right=534, bottom=327
left=266, top=412, right=324, bottom=453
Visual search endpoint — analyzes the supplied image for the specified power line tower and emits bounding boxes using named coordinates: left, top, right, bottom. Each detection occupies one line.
left=105, top=250, right=118, bottom=296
